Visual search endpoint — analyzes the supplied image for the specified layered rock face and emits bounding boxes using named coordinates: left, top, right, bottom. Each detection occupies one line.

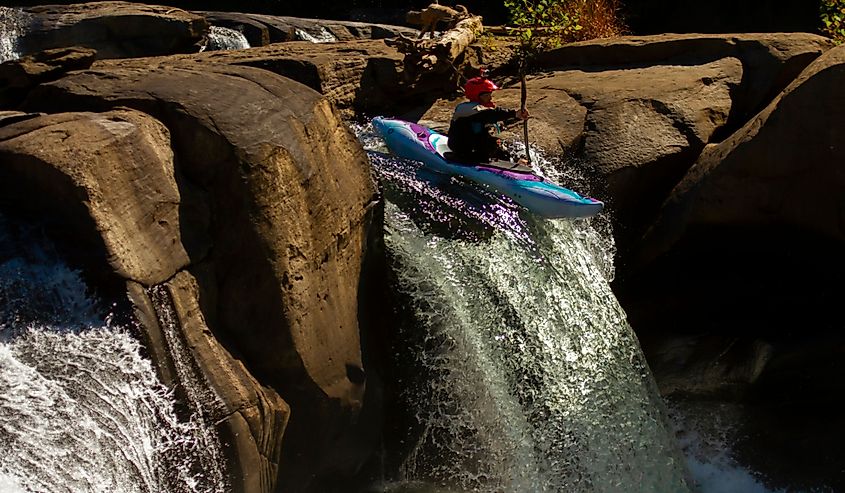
left=0, top=58, right=379, bottom=492
left=641, top=44, right=845, bottom=259
left=628, top=43, right=845, bottom=385
left=17, top=1, right=207, bottom=59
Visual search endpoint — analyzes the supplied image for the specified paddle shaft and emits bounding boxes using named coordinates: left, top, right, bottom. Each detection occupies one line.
left=520, top=70, right=531, bottom=165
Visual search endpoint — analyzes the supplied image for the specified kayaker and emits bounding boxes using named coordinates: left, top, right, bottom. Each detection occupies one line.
left=447, top=76, right=530, bottom=164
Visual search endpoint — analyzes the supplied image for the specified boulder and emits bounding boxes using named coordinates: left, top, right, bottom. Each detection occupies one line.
left=91, top=39, right=407, bottom=118
left=0, top=108, right=189, bottom=286
left=16, top=61, right=379, bottom=490
left=534, top=33, right=833, bottom=127
left=19, top=1, right=207, bottom=59
left=560, top=58, right=742, bottom=241
left=613, top=47, right=845, bottom=475
left=637, top=43, right=845, bottom=266
left=0, top=109, right=288, bottom=492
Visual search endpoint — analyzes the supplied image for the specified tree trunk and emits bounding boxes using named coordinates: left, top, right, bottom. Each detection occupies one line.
left=385, top=14, right=483, bottom=86
left=434, top=15, right=483, bottom=61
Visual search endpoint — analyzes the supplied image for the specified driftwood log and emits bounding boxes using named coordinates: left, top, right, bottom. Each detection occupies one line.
left=386, top=13, right=483, bottom=86
left=406, top=3, right=470, bottom=39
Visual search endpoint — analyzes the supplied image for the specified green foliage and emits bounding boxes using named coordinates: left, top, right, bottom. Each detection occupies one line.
left=821, top=0, right=845, bottom=44
left=504, top=0, right=578, bottom=52
left=503, top=0, right=626, bottom=56
left=477, top=32, right=501, bottom=52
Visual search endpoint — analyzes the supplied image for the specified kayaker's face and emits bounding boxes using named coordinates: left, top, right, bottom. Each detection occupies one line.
left=479, top=92, right=493, bottom=105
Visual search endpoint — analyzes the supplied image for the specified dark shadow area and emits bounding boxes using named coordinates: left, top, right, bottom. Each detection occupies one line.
left=615, top=223, right=845, bottom=490
left=616, top=223, right=845, bottom=343
left=739, top=342, right=845, bottom=492
left=622, top=0, right=821, bottom=35
left=0, top=157, right=129, bottom=314
left=231, top=58, right=323, bottom=93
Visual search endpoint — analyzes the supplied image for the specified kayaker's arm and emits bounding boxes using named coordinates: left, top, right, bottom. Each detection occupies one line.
left=461, top=107, right=518, bottom=124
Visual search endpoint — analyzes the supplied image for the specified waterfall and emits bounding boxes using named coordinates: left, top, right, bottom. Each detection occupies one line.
left=354, top=124, right=691, bottom=492
left=295, top=26, right=338, bottom=43
left=201, top=26, right=250, bottom=52
left=0, top=7, right=29, bottom=63
left=0, top=217, right=226, bottom=493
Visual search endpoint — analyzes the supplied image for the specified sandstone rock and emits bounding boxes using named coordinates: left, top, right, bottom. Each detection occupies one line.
left=91, top=39, right=406, bottom=118
left=128, top=274, right=290, bottom=493
left=19, top=1, right=207, bottom=59
left=564, top=58, right=741, bottom=238
left=0, top=108, right=189, bottom=286
left=534, top=33, right=833, bottom=129
left=22, top=61, right=380, bottom=490
left=0, top=46, right=96, bottom=108
left=613, top=47, right=845, bottom=470
left=637, top=43, right=845, bottom=265
left=0, top=110, right=41, bottom=126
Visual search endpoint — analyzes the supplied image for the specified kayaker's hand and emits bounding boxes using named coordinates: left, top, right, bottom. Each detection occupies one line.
left=516, top=108, right=530, bottom=120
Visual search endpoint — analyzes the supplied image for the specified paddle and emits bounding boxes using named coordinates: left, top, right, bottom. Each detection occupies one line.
left=520, top=59, right=531, bottom=166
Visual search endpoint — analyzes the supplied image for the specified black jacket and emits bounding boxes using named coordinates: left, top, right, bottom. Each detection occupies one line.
left=447, top=102, right=518, bottom=162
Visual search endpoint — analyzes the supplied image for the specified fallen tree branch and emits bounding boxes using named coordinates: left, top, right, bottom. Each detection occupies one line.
left=435, top=15, right=483, bottom=60
left=386, top=13, right=482, bottom=85
left=406, top=3, right=470, bottom=39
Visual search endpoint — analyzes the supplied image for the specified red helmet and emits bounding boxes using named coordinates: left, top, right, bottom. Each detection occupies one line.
left=464, top=77, right=499, bottom=103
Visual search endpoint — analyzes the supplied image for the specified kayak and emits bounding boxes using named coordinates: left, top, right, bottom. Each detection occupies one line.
left=371, top=117, right=604, bottom=219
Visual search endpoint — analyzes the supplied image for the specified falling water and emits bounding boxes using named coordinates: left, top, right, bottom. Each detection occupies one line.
left=353, top=123, right=691, bottom=492
left=201, top=25, right=250, bottom=52
left=0, top=7, right=29, bottom=63
left=0, top=217, right=226, bottom=493
left=295, top=26, right=338, bottom=43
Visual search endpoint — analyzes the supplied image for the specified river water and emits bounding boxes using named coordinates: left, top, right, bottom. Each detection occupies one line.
left=0, top=218, right=226, bottom=493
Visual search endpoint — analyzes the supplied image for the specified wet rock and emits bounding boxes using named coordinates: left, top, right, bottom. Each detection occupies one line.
left=10, top=59, right=380, bottom=492
left=128, top=275, right=290, bottom=493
